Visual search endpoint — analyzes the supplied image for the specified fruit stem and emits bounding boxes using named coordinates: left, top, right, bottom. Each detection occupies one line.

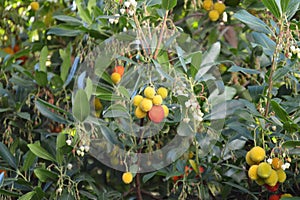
left=153, top=10, right=169, bottom=60
left=135, top=118, right=144, bottom=200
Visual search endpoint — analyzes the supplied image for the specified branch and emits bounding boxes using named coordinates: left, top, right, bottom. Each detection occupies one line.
left=153, top=10, right=169, bottom=60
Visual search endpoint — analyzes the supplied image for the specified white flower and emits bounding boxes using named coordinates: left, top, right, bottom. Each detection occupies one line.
left=129, top=0, right=137, bottom=7
left=128, top=9, right=135, bottom=16
left=193, top=112, right=203, bottom=122
left=123, top=27, right=127, bottom=32
left=259, top=107, right=265, bottom=113
left=76, top=150, right=81, bottom=156
left=267, top=158, right=273, bottom=164
left=67, top=163, right=73, bottom=170
left=120, top=8, right=126, bottom=15
left=124, top=1, right=130, bottom=8
left=108, top=18, right=115, bottom=24
left=80, top=151, right=85, bottom=157
left=56, top=187, right=62, bottom=194
left=271, top=125, right=277, bottom=131
left=191, top=102, right=198, bottom=109
left=281, top=162, right=290, bottom=170
left=298, top=52, right=300, bottom=59
left=287, top=52, right=292, bottom=59
left=84, top=145, right=90, bottom=152
left=66, top=139, right=72, bottom=146
left=290, top=45, right=296, bottom=53
left=80, top=146, right=85, bottom=152
left=296, top=48, right=300, bottom=54
left=185, top=100, right=192, bottom=108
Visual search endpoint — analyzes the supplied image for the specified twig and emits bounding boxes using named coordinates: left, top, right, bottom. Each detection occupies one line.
left=153, top=10, right=169, bottom=60
left=174, top=12, right=204, bottom=25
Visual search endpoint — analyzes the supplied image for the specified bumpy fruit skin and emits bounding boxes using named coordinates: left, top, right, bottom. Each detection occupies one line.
left=255, top=177, right=265, bottom=186
left=269, top=194, right=280, bottom=200
left=135, top=107, right=147, bottom=118
left=152, top=95, right=163, bottom=105
left=248, top=165, right=259, bottom=180
left=162, top=105, right=169, bottom=117
left=276, top=169, right=286, bottom=183
left=157, top=87, right=168, bottom=99
left=30, top=2, right=40, bottom=11
left=144, top=86, right=156, bottom=99
left=208, top=10, right=220, bottom=21
left=203, top=0, right=213, bottom=11
left=265, top=182, right=279, bottom=192
left=265, top=169, right=278, bottom=186
left=257, top=162, right=272, bottom=178
left=272, top=157, right=283, bottom=170
left=111, top=72, right=121, bottom=84
left=281, top=194, right=292, bottom=197
left=133, top=95, right=143, bottom=106
left=113, top=66, right=125, bottom=77
left=122, top=172, right=133, bottom=184
left=148, top=105, right=165, bottom=123
left=139, top=98, right=153, bottom=112
left=94, top=98, right=102, bottom=111
left=246, top=151, right=257, bottom=166
left=249, top=146, right=265, bottom=163
left=213, top=2, right=226, bottom=14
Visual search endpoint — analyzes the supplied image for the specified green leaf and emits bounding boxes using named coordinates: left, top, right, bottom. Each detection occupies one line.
left=191, top=51, right=202, bottom=71
left=228, top=65, right=260, bottom=74
left=17, top=112, right=31, bottom=121
left=22, top=151, right=37, bottom=172
left=177, top=122, right=194, bottom=136
left=72, top=89, right=90, bottom=122
left=35, top=100, right=69, bottom=124
left=56, top=133, right=66, bottom=165
left=195, top=42, right=220, bottom=81
left=281, top=0, right=290, bottom=13
left=75, top=0, right=93, bottom=25
left=233, top=10, right=274, bottom=35
left=282, top=140, right=300, bottom=148
left=39, top=46, right=48, bottom=72
left=34, top=71, right=48, bottom=86
left=262, top=0, right=282, bottom=18
left=0, top=189, right=20, bottom=197
left=142, top=172, right=157, bottom=183
left=85, top=77, right=93, bottom=101
left=103, top=104, right=130, bottom=119
left=87, top=0, right=96, bottom=13
left=223, top=182, right=258, bottom=200
left=33, top=168, right=58, bottom=182
left=53, top=15, right=83, bottom=25
left=270, top=100, right=288, bottom=122
left=286, top=0, right=300, bottom=20
left=60, top=43, right=72, bottom=82
left=27, top=143, right=56, bottom=162
left=162, top=0, right=177, bottom=10
left=0, top=142, right=17, bottom=169
left=47, top=27, right=83, bottom=37
left=19, top=191, right=36, bottom=200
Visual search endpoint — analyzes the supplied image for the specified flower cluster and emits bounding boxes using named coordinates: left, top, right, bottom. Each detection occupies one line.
left=288, top=45, right=300, bottom=59
left=184, top=97, right=204, bottom=123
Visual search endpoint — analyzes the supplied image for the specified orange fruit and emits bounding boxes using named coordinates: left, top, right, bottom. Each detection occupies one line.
left=111, top=72, right=121, bottom=84
left=30, top=2, right=39, bottom=11
left=122, top=172, right=133, bottom=184
left=148, top=105, right=165, bottom=123
left=113, top=66, right=124, bottom=77
left=208, top=10, right=220, bottom=21
left=271, top=157, right=283, bottom=170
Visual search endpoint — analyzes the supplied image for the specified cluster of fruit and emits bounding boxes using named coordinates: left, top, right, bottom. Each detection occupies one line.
left=202, top=0, right=226, bottom=21
left=132, top=86, right=169, bottom=123
left=111, top=66, right=125, bottom=84
left=246, top=147, right=287, bottom=191
left=269, top=193, right=293, bottom=200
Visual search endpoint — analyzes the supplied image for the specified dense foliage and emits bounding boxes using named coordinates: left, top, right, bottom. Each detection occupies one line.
left=0, top=0, right=299, bottom=199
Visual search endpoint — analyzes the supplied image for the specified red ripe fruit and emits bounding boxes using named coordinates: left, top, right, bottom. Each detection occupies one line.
left=265, top=182, right=279, bottom=192
left=148, top=105, right=165, bottom=123
left=269, top=194, right=280, bottom=200
left=113, top=66, right=125, bottom=77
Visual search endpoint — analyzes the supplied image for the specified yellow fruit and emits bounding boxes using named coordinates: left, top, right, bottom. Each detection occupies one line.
left=213, top=2, right=226, bottom=14
left=257, top=162, right=272, bottom=178
left=265, top=169, right=278, bottom=186
left=135, top=107, right=147, bottom=118
left=157, top=87, right=168, bottom=99
left=144, top=86, right=155, bottom=99
left=122, top=172, right=133, bottom=184
left=249, top=146, right=265, bottom=163
left=276, top=169, right=286, bottom=183
left=152, top=95, right=163, bottom=105
left=111, top=72, right=121, bottom=84
left=272, top=157, right=283, bottom=170
left=94, top=98, right=102, bottom=111
left=208, top=10, right=220, bottom=21
left=133, top=95, right=143, bottom=106
left=162, top=105, right=169, bottom=117
left=30, top=2, right=40, bottom=11
left=246, top=151, right=257, bottom=166
left=255, top=177, right=265, bottom=186
left=281, top=194, right=292, bottom=197
left=248, top=165, right=259, bottom=180
left=139, top=98, right=153, bottom=112
left=203, top=0, right=213, bottom=11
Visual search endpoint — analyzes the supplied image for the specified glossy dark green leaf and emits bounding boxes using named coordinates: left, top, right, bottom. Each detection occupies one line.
left=233, top=10, right=273, bottom=35
left=162, top=0, right=177, bottom=10
left=39, top=46, right=48, bottom=72
left=34, top=71, right=48, bottom=86
left=22, top=151, right=37, bottom=172
left=28, top=143, right=56, bottom=162
left=228, top=65, right=260, bottom=74
left=142, top=171, right=157, bottom=183
left=270, top=100, right=288, bottom=122
left=34, top=168, right=58, bottom=182
left=35, top=100, right=69, bottom=124
left=47, top=28, right=83, bottom=37
left=0, top=142, right=17, bottom=169
left=0, top=189, right=20, bottom=197
left=75, top=0, right=93, bottom=24
left=60, top=43, right=72, bottom=82
left=53, top=15, right=83, bottom=25
left=73, top=89, right=90, bottom=122
left=19, top=191, right=36, bottom=200
left=282, top=140, right=300, bottom=148
left=286, top=0, right=300, bottom=19
left=262, top=0, right=282, bottom=18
